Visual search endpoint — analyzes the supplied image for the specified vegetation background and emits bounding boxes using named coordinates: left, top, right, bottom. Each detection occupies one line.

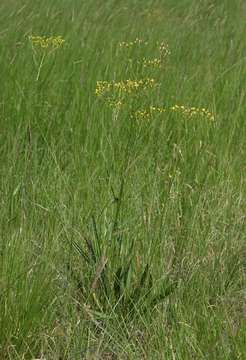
left=0, top=0, right=245, bottom=359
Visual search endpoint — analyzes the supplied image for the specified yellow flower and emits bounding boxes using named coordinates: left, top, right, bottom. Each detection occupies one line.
left=133, top=104, right=214, bottom=122
left=158, top=41, right=171, bottom=57
left=95, top=78, right=157, bottom=96
left=170, top=104, right=214, bottom=121
left=143, top=58, right=162, bottom=68
left=134, top=109, right=151, bottom=120
left=29, top=35, right=65, bottom=49
left=119, top=38, right=148, bottom=48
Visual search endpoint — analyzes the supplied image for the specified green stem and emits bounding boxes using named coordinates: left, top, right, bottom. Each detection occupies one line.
left=36, top=52, right=46, bottom=81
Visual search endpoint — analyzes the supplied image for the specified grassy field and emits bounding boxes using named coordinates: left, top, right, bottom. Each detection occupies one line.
left=0, top=0, right=245, bottom=358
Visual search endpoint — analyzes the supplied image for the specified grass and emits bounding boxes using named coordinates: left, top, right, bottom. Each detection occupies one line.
left=0, top=0, right=245, bottom=358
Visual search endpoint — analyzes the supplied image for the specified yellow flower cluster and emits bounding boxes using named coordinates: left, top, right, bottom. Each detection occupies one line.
left=134, top=109, right=151, bottom=120
left=143, top=58, right=162, bottom=68
left=95, top=39, right=214, bottom=124
left=133, top=106, right=166, bottom=120
left=170, top=105, right=214, bottom=121
left=119, top=38, right=148, bottom=48
left=133, top=104, right=214, bottom=121
left=107, top=99, right=123, bottom=108
left=150, top=106, right=166, bottom=113
left=95, top=78, right=157, bottom=96
left=29, top=35, right=65, bottom=49
left=159, top=41, right=171, bottom=57
left=120, top=39, right=170, bottom=69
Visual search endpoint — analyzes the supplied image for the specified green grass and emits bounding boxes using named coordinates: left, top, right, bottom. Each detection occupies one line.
left=0, top=0, right=245, bottom=358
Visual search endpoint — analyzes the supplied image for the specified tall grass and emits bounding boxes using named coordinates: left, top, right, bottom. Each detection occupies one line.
left=0, top=0, right=245, bottom=358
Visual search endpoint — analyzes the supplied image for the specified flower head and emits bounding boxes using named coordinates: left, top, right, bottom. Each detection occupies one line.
left=29, top=35, right=65, bottom=50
